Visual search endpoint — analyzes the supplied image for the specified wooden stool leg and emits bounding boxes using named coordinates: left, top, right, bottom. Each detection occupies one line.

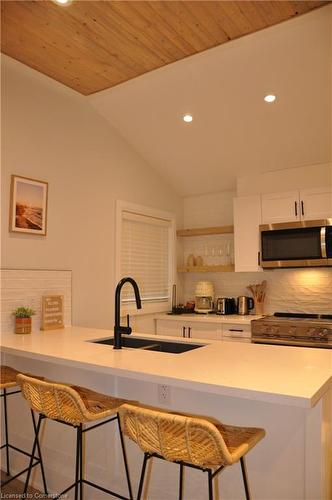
left=117, top=414, right=134, bottom=500
left=179, top=463, right=184, bottom=500
left=208, top=469, right=213, bottom=500
left=240, top=457, right=251, bottom=500
left=3, top=389, right=10, bottom=476
left=137, top=453, right=150, bottom=500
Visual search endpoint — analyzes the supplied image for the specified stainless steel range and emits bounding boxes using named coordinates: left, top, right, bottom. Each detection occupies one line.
left=251, top=312, right=332, bottom=349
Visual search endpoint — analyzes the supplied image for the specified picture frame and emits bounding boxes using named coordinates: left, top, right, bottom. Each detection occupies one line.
left=9, top=175, right=48, bottom=235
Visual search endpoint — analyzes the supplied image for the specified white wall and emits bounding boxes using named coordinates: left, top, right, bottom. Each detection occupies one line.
left=183, top=190, right=235, bottom=228
left=1, top=56, right=182, bottom=329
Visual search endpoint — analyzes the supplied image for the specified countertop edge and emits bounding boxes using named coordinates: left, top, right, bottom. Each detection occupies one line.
left=0, top=343, right=319, bottom=409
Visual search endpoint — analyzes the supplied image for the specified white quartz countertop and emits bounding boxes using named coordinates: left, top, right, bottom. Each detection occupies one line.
left=154, top=313, right=261, bottom=324
left=1, top=327, right=331, bottom=408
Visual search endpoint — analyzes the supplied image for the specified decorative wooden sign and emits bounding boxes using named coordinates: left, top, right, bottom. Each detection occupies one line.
left=41, top=295, right=64, bottom=331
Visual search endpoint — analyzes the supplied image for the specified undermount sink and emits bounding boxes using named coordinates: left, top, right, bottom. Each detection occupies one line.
left=91, top=336, right=205, bottom=354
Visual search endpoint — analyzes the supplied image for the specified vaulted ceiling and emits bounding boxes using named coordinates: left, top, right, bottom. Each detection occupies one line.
left=1, top=0, right=329, bottom=95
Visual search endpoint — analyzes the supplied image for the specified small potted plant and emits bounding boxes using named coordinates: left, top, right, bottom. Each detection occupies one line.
left=12, top=307, right=35, bottom=334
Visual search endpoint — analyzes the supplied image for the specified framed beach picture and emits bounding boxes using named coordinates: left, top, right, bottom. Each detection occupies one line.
left=9, top=175, right=48, bottom=235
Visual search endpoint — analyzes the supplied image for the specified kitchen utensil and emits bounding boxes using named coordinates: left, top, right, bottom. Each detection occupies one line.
left=216, top=298, right=237, bottom=315
left=246, top=280, right=267, bottom=315
left=172, top=284, right=177, bottom=310
left=237, top=296, right=254, bottom=315
left=195, top=255, right=203, bottom=266
left=187, top=254, right=195, bottom=266
left=195, top=281, right=214, bottom=313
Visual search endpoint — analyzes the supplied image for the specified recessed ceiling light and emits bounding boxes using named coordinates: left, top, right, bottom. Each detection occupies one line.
left=183, top=114, right=193, bottom=123
left=53, top=0, right=72, bottom=5
left=264, top=94, right=276, bottom=103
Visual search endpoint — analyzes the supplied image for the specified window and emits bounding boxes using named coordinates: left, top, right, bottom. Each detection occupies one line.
left=116, top=201, right=175, bottom=313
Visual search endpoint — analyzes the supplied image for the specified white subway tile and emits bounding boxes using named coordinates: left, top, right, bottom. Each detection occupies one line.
left=1, top=270, right=72, bottom=333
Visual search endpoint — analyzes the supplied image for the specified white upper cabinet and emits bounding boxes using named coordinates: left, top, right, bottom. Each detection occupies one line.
left=261, top=187, right=332, bottom=224
left=300, top=187, right=332, bottom=220
left=233, top=195, right=262, bottom=272
left=261, top=191, right=300, bottom=223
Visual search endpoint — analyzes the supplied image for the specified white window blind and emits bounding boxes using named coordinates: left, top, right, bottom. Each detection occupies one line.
left=121, top=210, right=171, bottom=303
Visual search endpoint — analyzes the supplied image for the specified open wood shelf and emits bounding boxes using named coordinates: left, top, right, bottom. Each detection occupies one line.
left=177, top=265, right=235, bottom=273
left=176, top=225, right=234, bottom=237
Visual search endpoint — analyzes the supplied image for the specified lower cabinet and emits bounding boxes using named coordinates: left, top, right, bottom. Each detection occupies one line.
left=155, top=319, right=222, bottom=340
left=222, top=323, right=251, bottom=343
left=155, top=319, right=251, bottom=342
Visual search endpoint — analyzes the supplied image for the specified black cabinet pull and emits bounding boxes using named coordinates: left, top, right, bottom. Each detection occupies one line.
left=182, top=326, right=185, bottom=338
left=258, top=251, right=261, bottom=266
left=301, top=200, right=304, bottom=216
left=294, top=201, right=298, bottom=216
left=188, top=327, right=191, bottom=338
left=229, top=329, right=244, bottom=332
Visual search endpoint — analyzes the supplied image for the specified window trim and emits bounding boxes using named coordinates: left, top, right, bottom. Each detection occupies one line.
left=115, top=200, right=176, bottom=316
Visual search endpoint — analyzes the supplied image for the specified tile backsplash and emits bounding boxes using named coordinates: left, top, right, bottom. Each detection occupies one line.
left=1, top=269, right=72, bottom=333
left=182, top=268, right=332, bottom=314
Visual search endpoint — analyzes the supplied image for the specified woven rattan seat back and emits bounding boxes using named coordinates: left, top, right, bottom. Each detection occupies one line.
left=17, top=374, right=106, bottom=425
left=0, top=366, right=20, bottom=389
left=120, top=404, right=234, bottom=468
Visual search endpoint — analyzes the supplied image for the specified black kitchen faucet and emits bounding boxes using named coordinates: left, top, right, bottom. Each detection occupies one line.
left=114, top=277, right=142, bottom=349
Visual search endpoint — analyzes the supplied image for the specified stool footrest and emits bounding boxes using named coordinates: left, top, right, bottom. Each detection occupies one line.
left=83, top=478, right=131, bottom=500
left=1, top=458, right=41, bottom=487
left=54, top=478, right=132, bottom=500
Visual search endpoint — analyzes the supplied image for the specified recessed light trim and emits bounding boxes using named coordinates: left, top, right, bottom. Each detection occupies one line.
left=183, top=114, right=193, bottom=123
left=264, top=94, right=276, bottom=103
left=53, top=0, right=72, bottom=5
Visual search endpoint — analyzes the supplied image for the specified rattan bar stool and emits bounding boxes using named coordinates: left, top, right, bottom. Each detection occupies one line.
left=17, top=373, right=136, bottom=500
left=119, top=404, right=265, bottom=500
left=0, top=366, right=47, bottom=491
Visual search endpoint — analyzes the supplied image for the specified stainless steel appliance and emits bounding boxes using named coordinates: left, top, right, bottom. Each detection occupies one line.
left=195, top=296, right=213, bottom=314
left=216, top=297, right=237, bottom=315
left=237, top=296, right=254, bottom=315
left=195, top=281, right=214, bottom=314
left=259, top=219, right=332, bottom=268
left=251, top=313, right=332, bottom=348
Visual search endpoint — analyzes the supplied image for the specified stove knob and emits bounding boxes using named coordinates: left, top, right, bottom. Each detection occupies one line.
left=317, top=329, right=328, bottom=338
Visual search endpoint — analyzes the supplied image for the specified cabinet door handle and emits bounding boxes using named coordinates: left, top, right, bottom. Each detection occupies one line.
left=301, top=200, right=304, bottom=217
left=258, top=251, right=261, bottom=266
left=188, top=327, right=191, bottom=338
left=294, top=201, right=298, bottom=217
left=182, top=326, right=186, bottom=338
left=229, top=329, right=244, bottom=332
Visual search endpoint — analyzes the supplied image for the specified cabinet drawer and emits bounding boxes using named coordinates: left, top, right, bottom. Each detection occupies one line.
left=155, top=319, right=182, bottom=337
left=222, top=323, right=251, bottom=339
left=155, top=318, right=222, bottom=340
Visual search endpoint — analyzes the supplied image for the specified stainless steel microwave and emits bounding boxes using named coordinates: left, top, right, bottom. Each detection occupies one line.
left=259, top=219, right=332, bottom=268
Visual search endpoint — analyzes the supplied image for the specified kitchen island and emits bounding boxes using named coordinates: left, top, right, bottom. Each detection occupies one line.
left=1, top=327, right=331, bottom=499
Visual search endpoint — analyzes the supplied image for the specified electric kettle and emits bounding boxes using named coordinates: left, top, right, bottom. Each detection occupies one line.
left=237, top=296, right=254, bottom=315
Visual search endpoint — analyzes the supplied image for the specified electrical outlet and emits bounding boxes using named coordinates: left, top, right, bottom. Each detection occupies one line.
left=158, top=384, right=171, bottom=405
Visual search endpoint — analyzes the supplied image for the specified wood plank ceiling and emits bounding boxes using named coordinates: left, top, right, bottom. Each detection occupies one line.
left=1, top=0, right=329, bottom=95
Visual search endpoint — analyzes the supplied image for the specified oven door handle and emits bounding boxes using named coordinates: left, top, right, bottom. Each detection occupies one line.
left=320, top=227, right=327, bottom=258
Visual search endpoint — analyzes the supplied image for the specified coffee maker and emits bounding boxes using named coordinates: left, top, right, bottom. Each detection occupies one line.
left=194, top=281, right=214, bottom=314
